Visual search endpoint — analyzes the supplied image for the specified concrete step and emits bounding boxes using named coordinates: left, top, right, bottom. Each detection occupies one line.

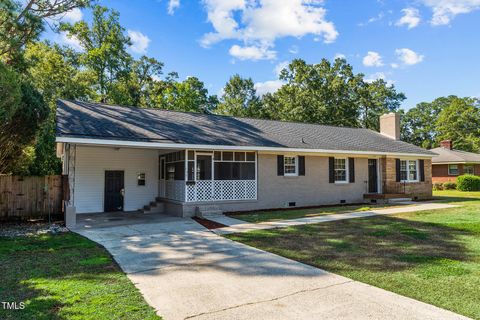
left=388, top=198, right=412, bottom=203
left=197, top=205, right=220, bottom=212
left=142, top=201, right=164, bottom=214
left=195, top=205, right=224, bottom=218
left=196, top=211, right=224, bottom=219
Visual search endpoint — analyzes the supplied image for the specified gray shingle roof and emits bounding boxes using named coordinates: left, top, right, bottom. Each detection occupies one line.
left=56, top=100, right=435, bottom=156
left=430, top=147, right=480, bottom=163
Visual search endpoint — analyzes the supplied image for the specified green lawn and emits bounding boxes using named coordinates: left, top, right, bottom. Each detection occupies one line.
left=229, top=204, right=400, bottom=223
left=226, top=190, right=480, bottom=319
left=0, top=232, right=160, bottom=320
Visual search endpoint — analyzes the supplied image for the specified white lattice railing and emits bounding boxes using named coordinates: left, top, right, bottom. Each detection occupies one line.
left=161, top=180, right=185, bottom=201
left=186, top=180, right=257, bottom=202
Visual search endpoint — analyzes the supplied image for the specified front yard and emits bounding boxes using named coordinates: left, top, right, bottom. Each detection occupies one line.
left=0, top=232, right=160, bottom=320
left=226, top=190, right=480, bottom=319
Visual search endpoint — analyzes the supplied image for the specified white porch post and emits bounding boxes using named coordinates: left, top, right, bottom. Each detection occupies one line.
left=184, top=149, right=188, bottom=202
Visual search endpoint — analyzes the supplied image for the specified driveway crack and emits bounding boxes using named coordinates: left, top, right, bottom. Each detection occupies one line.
left=183, top=279, right=353, bottom=319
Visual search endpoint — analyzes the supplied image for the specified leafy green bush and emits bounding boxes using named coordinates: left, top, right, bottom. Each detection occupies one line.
left=433, top=182, right=444, bottom=191
left=443, top=181, right=457, bottom=190
left=457, top=175, right=480, bottom=191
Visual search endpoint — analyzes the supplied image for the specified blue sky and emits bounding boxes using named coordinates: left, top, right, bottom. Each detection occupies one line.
left=49, top=0, right=480, bottom=109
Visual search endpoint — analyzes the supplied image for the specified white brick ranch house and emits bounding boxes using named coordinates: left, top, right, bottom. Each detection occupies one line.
left=56, top=100, right=435, bottom=218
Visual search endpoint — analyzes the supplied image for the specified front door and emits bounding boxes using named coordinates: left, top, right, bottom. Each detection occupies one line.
left=195, top=154, right=213, bottom=200
left=368, top=159, right=378, bottom=193
left=104, top=170, right=124, bottom=212
left=196, top=154, right=212, bottom=180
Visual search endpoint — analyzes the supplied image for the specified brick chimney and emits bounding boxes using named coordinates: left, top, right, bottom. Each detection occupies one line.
left=379, top=113, right=401, bottom=140
left=440, top=140, right=453, bottom=150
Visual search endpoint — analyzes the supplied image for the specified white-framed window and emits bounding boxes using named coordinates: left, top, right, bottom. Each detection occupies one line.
left=464, top=165, right=474, bottom=175
left=284, top=156, right=298, bottom=176
left=400, top=160, right=419, bottom=182
left=448, top=164, right=459, bottom=176
left=137, top=173, right=146, bottom=186
left=334, top=158, right=348, bottom=183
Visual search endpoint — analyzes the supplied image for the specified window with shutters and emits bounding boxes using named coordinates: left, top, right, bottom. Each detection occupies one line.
left=334, top=158, right=348, bottom=183
left=448, top=164, right=459, bottom=175
left=400, top=160, right=419, bottom=182
left=284, top=156, right=298, bottom=176
left=464, top=165, right=474, bottom=175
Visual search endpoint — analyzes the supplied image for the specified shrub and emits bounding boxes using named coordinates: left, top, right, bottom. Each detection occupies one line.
left=443, top=181, right=457, bottom=190
left=433, top=182, right=444, bottom=191
left=457, top=174, right=480, bottom=191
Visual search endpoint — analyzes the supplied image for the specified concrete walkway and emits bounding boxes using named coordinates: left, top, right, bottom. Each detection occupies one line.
left=210, top=202, right=457, bottom=235
left=73, top=215, right=467, bottom=320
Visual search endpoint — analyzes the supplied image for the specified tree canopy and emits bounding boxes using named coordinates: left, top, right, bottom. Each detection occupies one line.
left=260, top=58, right=405, bottom=129
left=215, top=74, right=262, bottom=117
left=402, top=96, right=480, bottom=152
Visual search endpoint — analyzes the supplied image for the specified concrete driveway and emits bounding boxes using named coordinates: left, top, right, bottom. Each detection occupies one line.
left=73, top=217, right=468, bottom=320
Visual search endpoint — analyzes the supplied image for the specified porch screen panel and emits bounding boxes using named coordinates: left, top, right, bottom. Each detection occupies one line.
left=162, top=150, right=187, bottom=201
left=186, top=151, right=257, bottom=202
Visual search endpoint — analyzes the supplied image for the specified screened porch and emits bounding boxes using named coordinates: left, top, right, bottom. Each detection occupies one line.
left=158, top=150, right=257, bottom=202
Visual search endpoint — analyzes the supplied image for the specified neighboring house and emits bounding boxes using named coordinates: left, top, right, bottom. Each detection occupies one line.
left=431, top=140, right=480, bottom=183
left=55, top=100, right=435, bottom=217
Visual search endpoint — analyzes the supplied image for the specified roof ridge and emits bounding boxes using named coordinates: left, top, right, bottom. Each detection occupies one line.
left=59, top=99, right=373, bottom=132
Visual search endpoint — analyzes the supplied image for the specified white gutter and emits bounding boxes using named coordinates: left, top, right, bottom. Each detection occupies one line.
left=433, top=161, right=480, bottom=165
left=56, top=136, right=434, bottom=158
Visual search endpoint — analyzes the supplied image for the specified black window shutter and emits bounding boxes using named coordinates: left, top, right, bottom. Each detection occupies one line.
left=419, top=159, right=425, bottom=182
left=277, top=155, right=284, bottom=176
left=395, top=159, right=401, bottom=182
left=349, top=158, right=355, bottom=183
left=298, top=156, right=305, bottom=176
left=329, top=157, right=335, bottom=183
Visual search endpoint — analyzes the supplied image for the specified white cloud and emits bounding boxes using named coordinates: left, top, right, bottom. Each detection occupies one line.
left=59, top=32, right=83, bottom=50
left=274, top=60, right=289, bottom=76
left=334, top=53, right=346, bottom=60
left=168, top=0, right=180, bottom=15
left=395, top=48, right=424, bottom=65
left=396, top=7, right=421, bottom=29
left=358, top=12, right=385, bottom=26
left=364, top=72, right=395, bottom=86
left=363, top=51, right=384, bottom=67
left=201, top=0, right=338, bottom=61
left=421, top=0, right=480, bottom=25
left=62, top=8, right=83, bottom=23
left=47, top=7, right=83, bottom=24
left=254, top=79, right=284, bottom=96
left=289, top=45, right=299, bottom=54
left=229, top=44, right=276, bottom=61
left=127, top=30, right=151, bottom=54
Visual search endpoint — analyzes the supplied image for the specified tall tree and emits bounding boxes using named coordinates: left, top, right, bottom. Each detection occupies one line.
left=401, top=96, right=456, bottom=149
left=215, top=74, right=262, bottom=117
left=0, top=0, right=89, bottom=64
left=435, top=97, right=480, bottom=152
left=60, top=5, right=131, bottom=102
left=153, top=75, right=217, bottom=113
left=109, top=56, right=164, bottom=107
left=261, top=58, right=404, bottom=128
left=21, top=42, right=92, bottom=175
left=358, top=79, right=405, bottom=131
left=0, top=62, right=49, bottom=173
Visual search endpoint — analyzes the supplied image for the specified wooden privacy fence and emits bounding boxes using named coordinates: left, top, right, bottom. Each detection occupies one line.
left=0, top=175, right=64, bottom=220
